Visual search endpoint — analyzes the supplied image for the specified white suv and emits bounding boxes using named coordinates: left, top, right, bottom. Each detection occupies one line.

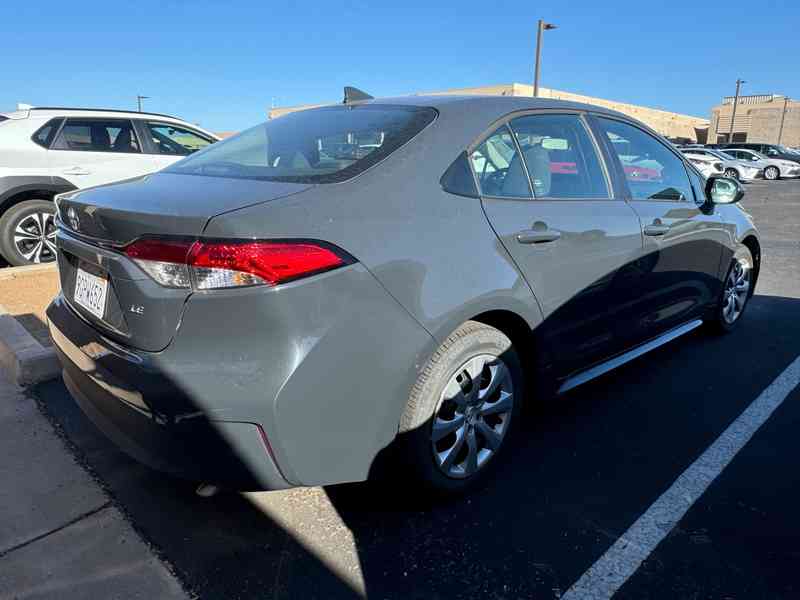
left=0, top=107, right=218, bottom=265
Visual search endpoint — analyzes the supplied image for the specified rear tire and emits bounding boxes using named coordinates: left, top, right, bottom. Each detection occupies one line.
left=707, top=246, right=754, bottom=334
left=764, top=166, right=780, bottom=180
left=396, top=321, right=524, bottom=497
left=0, top=199, right=58, bottom=266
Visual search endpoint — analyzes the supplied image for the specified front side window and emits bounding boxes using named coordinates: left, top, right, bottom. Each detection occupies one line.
left=598, top=117, right=692, bottom=202
left=54, top=119, right=140, bottom=153
left=146, top=122, right=214, bottom=156
left=469, top=126, right=531, bottom=198
left=167, top=104, right=437, bottom=183
left=510, top=114, right=609, bottom=199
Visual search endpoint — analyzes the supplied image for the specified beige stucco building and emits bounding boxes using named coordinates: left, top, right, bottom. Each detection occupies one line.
left=709, top=94, right=799, bottom=146
left=268, top=82, right=710, bottom=142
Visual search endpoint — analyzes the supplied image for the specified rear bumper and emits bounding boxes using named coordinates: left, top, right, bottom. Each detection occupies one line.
left=47, top=294, right=290, bottom=490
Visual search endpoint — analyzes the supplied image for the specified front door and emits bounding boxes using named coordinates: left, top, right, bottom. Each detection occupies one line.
left=594, top=116, right=725, bottom=347
left=474, top=113, right=644, bottom=377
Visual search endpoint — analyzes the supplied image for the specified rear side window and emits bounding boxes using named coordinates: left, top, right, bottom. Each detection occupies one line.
left=145, top=122, right=213, bottom=156
left=167, top=104, right=437, bottom=183
left=31, top=118, right=64, bottom=148
left=53, top=119, right=141, bottom=153
left=469, top=126, right=531, bottom=198
left=509, top=114, right=609, bottom=199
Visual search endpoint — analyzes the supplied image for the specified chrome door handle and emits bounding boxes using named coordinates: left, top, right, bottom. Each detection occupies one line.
left=643, top=224, right=670, bottom=236
left=63, top=167, right=91, bottom=175
left=516, top=229, right=561, bottom=244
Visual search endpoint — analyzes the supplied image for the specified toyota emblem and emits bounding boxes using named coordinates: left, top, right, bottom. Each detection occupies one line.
left=67, top=207, right=79, bottom=231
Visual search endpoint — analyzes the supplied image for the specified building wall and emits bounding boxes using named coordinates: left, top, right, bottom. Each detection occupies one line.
left=709, top=95, right=799, bottom=146
left=268, top=83, right=709, bottom=141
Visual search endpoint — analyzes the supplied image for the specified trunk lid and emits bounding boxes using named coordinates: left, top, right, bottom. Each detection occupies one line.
left=55, top=172, right=312, bottom=352
left=56, top=172, right=311, bottom=244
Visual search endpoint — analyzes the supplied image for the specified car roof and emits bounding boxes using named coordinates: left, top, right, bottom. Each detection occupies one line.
left=362, top=94, right=631, bottom=119
left=0, top=107, right=218, bottom=139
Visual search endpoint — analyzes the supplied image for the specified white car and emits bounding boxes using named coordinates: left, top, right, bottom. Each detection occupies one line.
left=683, top=153, right=723, bottom=179
left=722, top=148, right=800, bottom=180
left=680, top=148, right=764, bottom=182
left=0, top=107, right=218, bottom=265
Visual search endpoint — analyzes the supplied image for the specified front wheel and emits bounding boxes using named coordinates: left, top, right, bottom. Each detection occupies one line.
left=397, top=321, right=524, bottom=497
left=708, top=247, right=754, bottom=333
left=0, top=200, right=58, bottom=266
left=764, top=166, right=780, bottom=180
left=724, top=168, right=739, bottom=180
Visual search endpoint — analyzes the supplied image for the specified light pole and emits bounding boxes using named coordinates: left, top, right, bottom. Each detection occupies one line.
left=136, top=95, right=150, bottom=112
left=727, top=79, right=745, bottom=143
left=777, top=96, right=790, bottom=145
left=533, top=20, right=557, bottom=97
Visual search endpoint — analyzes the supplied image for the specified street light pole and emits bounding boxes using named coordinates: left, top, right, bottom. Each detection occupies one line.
left=777, top=96, right=790, bottom=144
left=136, top=95, right=150, bottom=112
left=728, top=79, right=745, bottom=143
left=533, top=20, right=557, bottom=97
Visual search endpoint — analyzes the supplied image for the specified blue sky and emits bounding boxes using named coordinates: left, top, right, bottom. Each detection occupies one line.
left=2, top=0, right=798, bottom=132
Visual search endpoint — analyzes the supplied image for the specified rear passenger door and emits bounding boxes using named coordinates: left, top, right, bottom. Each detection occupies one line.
left=47, top=118, right=153, bottom=189
left=475, top=112, right=644, bottom=377
left=594, top=116, right=725, bottom=346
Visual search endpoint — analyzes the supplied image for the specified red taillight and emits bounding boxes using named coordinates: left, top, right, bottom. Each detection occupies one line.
left=124, top=238, right=352, bottom=290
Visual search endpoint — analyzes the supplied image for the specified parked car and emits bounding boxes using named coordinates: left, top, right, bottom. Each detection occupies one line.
left=684, top=153, right=724, bottom=178
left=680, top=148, right=763, bottom=181
left=709, top=143, right=800, bottom=166
left=47, top=93, right=760, bottom=497
left=722, top=148, right=800, bottom=180
left=0, top=107, right=218, bottom=266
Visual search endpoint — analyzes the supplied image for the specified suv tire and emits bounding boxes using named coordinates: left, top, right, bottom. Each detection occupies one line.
left=0, top=199, right=58, bottom=266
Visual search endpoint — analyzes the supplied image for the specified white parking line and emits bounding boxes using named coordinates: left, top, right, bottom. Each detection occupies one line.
left=562, top=355, right=800, bottom=600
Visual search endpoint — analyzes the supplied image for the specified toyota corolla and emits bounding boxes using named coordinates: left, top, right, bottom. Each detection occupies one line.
left=48, top=91, right=760, bottom=496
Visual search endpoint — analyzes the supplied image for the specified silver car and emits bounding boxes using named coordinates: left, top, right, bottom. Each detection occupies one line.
left=723, top=148, right=800, bottom=180
left=47, top=93, right=761, bottom=497
left=680, top=148, right=763, bottom=182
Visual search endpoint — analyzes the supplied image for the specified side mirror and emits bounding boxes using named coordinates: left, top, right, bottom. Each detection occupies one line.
left=705, top=176, right=744, bottom=205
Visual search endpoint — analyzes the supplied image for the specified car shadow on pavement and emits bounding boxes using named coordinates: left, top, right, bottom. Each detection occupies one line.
left=32, top=293, right=800, bottom=599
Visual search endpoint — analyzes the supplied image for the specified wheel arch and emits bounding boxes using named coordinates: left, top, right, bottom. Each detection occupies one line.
left=0, top=177, right=76, bottom=216
left=741, top=234, right=761, bottom=296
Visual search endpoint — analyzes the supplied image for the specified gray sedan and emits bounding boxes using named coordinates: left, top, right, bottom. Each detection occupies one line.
left=47, top=93, right=761, bottom=497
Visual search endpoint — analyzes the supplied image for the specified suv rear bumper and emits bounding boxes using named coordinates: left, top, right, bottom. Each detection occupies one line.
left=47, top=294, right=290, bottom=490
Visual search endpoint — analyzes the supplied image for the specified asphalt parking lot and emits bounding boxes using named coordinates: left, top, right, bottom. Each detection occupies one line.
left=29, top=179, right=800, bottom=599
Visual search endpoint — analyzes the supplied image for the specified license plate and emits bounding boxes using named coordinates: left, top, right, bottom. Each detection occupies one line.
left=74, top=267, right=108, bottom=319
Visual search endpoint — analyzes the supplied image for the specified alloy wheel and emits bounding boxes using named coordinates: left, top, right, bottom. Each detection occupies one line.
left=722, top=258, right=751, bottom=324
left=431, top=354, right=514, bottom=479
left=724, top=168, right=738, bottom=180
left=13, top=211, right=57, bottom=263
left=764, top=166, right=779, bottom=180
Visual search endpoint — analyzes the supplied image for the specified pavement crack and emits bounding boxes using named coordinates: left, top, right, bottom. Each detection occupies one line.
left=0, top=500, right=112, bottom=558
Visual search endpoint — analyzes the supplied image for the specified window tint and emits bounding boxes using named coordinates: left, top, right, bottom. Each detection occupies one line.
left=509, top=114, right=609, bottom=199
left=469, top=126, right=531, bottom=198
left=168, top=105, right=435, bottom=183
left=146, top=122, right=213, bottom=156
left=31, top=118, right=63, bottom=148
left=598, top=118, right=692, bottom=201
left=55, top=119, right=140, bottom=153
left=441, top=152, right=478, bottom=197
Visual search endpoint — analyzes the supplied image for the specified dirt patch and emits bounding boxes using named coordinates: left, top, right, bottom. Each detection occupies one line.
left=0, top=267, right=60, bottom=346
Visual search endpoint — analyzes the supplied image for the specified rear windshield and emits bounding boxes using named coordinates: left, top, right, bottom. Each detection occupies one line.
left=167, top=104, right=437, bottom=183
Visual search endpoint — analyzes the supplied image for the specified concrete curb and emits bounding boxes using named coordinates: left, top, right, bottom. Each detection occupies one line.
left=0, top=304, right=59, bottom=387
